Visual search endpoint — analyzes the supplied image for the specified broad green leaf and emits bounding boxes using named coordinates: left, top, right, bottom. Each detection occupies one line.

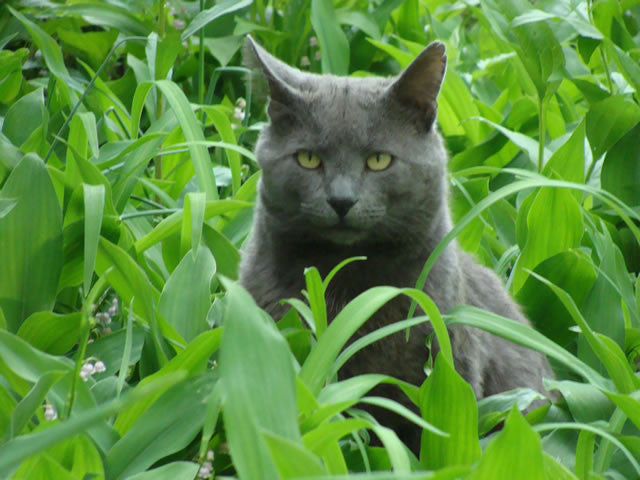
left=305, top=267, right=327, bottom=338
left=220, top=280, right=300, bottom=480
left=447, top=306, right=608, bottom=388
left=83, top=184, right=105, bottom=296
left=8, top=7, right=75, bottom=92
left=135, top=200, right=250, bottom=253
left=0, top=371, right=185, bottom=477
left=512, top=187, right=584, bottom=293
left=477, top=388, right=545, bottom=435
left=311, top=0, right=350, bottom=75
left=158, top=244, right=215, bottom=342
left=575, top=430, right=596, bottom=479
left=263, top=431, right=327, bottom=478
left=114, top=328, right=222, bottom=434
left=0, top=154, right=63, bottom=333
left=601, top=123, right=640, bottom=207
left=106, top=373, right=215, bottom=480
left=1, top=88, right=46, bottom=147
left=586, top=95, right=640, bottom=160
left=451, top=177, right=489, bottom=253
left=58, top=3, right=151, bottom=36
left=17, top=312, right=82, bottom=355
left=180, top=192, right=206, bottom=258
left=156, top=80, right=218, bottom=200
left=335, top=9, right=381, bottom=40
left=419, top=356, right=480, bottom=469
left=479, top=0, right=564, bottom=100
left=469, top=406, right=544, bottom=479
left=181, top=0, right=253, bottom=40
left=202, top=224, right=241, bottom=279
left=531, top=272, right=640, bottom=393
left=125, top=462, right=199, bottom=480
left=516, top=251, right=596, bottom=347
left=203, top=105, right=241, bottom=194
left=7, top=370, right=65, bottom=439
left=95, top=237, right=159, bottom=323
left=543, top=120, right=585, bottom=186
left=57, top=29, right=117, bottom=71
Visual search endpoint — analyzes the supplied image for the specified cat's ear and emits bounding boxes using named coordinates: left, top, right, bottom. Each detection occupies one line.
left=243, top=35, right=303, bottom=122
left=387, top=41, right=447, bottom=130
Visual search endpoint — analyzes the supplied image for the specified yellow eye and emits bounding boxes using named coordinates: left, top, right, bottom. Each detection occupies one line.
left=366, top=153, right=393, bottom=171
left=296, top=151, right=322, bottom=169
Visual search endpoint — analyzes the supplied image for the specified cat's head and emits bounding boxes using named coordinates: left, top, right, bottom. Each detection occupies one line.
left=245, top=36, right=449, bottom=247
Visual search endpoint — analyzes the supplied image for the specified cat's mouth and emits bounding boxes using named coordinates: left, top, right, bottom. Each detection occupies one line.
left=321, top=222, right=366, bottom=245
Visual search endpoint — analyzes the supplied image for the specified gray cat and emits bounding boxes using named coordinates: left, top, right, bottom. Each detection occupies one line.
left=239, top=36, right=553, bottom=452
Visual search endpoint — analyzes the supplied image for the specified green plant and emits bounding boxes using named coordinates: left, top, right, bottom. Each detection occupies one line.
left=0, top=0, right=639, bottom=479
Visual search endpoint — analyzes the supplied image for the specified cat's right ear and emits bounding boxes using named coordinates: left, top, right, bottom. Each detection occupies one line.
left=243, top=36, right=302, bottom=123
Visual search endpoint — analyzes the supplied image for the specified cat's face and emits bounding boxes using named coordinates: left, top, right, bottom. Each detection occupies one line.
left=246, top=38, right=448, bottom=247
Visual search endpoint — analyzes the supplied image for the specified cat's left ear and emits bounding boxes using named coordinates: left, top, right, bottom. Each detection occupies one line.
left=387, top=41, right=447, bottom=130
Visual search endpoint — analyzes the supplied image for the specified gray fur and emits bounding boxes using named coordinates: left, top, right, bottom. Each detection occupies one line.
left=239, top=37, right=553, bottom=451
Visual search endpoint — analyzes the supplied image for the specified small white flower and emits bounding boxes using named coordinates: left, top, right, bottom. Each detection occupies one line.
left=300, top=56, right=310, bottom=67
left=233, top=107, right=245, bottom=122
left=94, top=360, right=106, bottom=373
left=96, top=312, right=111, bottom=325
left=206, top=449, right=214, bottom=461
left=80, top=363, right=94, bottom=381
left=44, top=404, right=57, bottom=421
left=173, top=19, right=185, bottom=30
left=309, top=36, right=318, bottom=47
left=264, top=6, right=273, bottom=23
left=236, top=98, right=246, bottom=109
left=108, top=298, right=118, bottom=317
left=314, top=50, right=322, bottom=61
left=198, top=461, right=213, bottom=478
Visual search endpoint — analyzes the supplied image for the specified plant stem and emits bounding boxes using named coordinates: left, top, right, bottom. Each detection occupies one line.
left=538, top=97, right=546, bottom=173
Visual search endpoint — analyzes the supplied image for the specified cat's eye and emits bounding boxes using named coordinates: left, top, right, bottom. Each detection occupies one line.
left=366, top=153, right=393, bottom=171
left=296, top=151, right=322, bottom=169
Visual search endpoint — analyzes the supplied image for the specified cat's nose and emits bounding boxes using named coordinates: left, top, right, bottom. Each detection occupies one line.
left=328, top=196, right=357, bottom=218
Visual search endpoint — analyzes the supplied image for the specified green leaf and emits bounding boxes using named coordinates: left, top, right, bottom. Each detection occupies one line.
left=530, top=272, right=640, bottom=393
left=335, top=9, right=381, bottom=39
left=158, top=245, right=215, bottom=342
left=220, top=280, right=300, bottom=480
left=447, top=305, right=608, bottom=388
left=180, top=192, right=206, bottom=258
left=6, top=370, right=66, bottom=439
left=17, top=311, right=82, bottom=355
left=419, top=356, right=481, bottom=469
left=512, top=187, right=584, bottom=293
left=601, top=123, right=640, bottom=207
left=0, top=371, right=185, bottom=477
left=586, top=95, right=640, bottom=160
left=469, top=406, right=544, bottom=479
left=58, top=3, right=151, bottom=36
left=311, top=0, right=350, bottom=75
left=106, top=373, right=215, bottom=480
left=154, top=80, right=218, bottom=200
left=135, top=200, right=250, bottom=253
left=1, top=88, right=46, bottom=147
left=125, top=462, right=200, bottom=480
left=113, top=328, right=222, bottom=434
left=305, top=267, right=327, bottom=338
left=181, top=0, right=252, bottom=40
left=203, top=105, right=242, bottom=194
left=263, top=431, right=327, bottom=478
left=0, top=154, right=63, bottom=333
left=95, top=237, right=159, bottom=323
left=83, top=184, right=105, bottom=296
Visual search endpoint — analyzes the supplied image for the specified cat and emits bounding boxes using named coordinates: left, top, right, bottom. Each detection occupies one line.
left=239, top=36, right=554, bottom=453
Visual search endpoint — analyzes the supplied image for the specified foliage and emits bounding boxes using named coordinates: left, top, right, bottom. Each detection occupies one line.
left=0, top=0, right=639, bottom=478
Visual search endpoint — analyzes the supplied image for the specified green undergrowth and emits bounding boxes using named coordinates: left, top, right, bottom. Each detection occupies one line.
left=0, top=0, right=639, bottom=479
